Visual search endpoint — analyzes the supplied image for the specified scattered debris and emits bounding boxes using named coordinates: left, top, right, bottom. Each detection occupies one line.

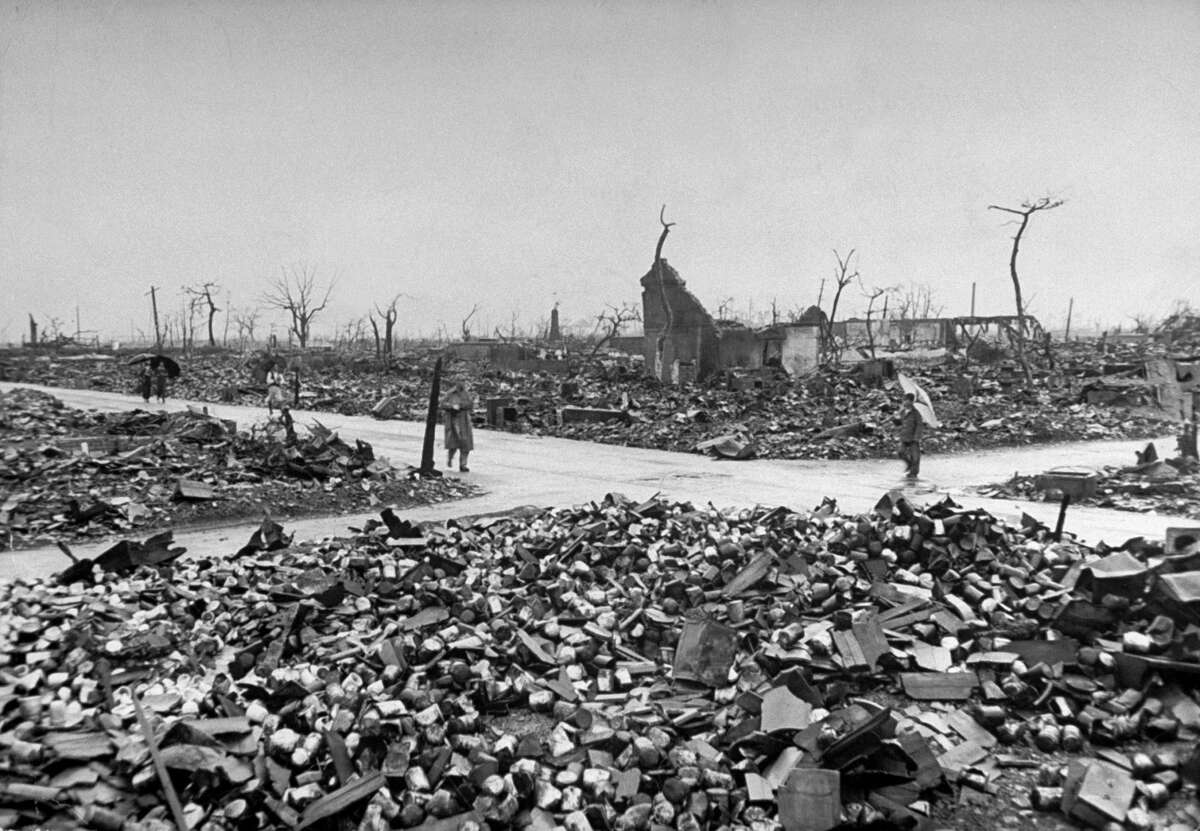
left=2, top=491, right=1198, bottom=829
left=2, top=345, right=1179, bottom=464
left=0, top=388, right=478, bottom=549
left=980, top=440, right=1200, bottom=519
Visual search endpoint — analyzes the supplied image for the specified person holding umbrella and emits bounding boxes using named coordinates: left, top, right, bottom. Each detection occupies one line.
left=898, top=393, right=923, bottom=478
left=128, top=353, right=179, bottom=403
left=896, top=372, right=940, bottom=479
left=441, top=379, right=475, bottom=472
left=137, top=364, right=152, bottom=404
left=153, top=361, right=169, bottom=404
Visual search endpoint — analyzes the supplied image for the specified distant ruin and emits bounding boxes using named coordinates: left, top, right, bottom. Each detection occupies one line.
left=638, top=261, right=1045, bottom=384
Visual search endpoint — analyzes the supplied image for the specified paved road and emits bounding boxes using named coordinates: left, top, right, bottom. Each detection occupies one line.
left=1, top=382, right=1181, bottom=581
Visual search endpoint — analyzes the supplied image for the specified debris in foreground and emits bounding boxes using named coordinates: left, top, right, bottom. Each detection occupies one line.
left=1, top=492, right=1198, bottom=830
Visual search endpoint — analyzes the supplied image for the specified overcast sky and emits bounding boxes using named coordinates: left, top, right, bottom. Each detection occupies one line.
left=2, top=0, right=1197, bottom=343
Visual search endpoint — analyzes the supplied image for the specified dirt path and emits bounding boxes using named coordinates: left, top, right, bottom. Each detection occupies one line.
left=0, top=382, right=1180, bottom=581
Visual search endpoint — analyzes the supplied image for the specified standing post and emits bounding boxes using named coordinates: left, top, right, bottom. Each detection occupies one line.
left=1065, top=297, right=1074, bottom=340
left=419, top=356, right=443, bottom=476
left=1053, top=494, right=1071, bottom=542
left=147, top=286, right=162, bottom=351
left=970, top=282, right=976, bottom=317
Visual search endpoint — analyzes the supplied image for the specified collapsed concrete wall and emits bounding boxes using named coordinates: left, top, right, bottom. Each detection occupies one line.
left=639, top=264, right=825, bottom=382
left=780, top=325, right=822, bottom=376
left=831, top=315, right=1043, bottom=352
left=1146, top=358, right=1197, bottom=421
left=640, top=260, right=720, bottom=383
left=716, top=326, right=762, bottom=371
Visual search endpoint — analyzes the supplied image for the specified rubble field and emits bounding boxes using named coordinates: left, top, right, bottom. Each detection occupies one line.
left=0, top=389, right=478, bottom=551
left=0, top=345, right=1180, bottom=463
left=2, top=491, right=1199, bottom=830
left=977, top=441, right=1200, bottom=521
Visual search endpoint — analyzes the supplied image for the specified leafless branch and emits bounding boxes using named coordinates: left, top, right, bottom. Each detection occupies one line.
left=988, top=196, right=1066, bottom=385
left=261, top=264, right=336, bottom=348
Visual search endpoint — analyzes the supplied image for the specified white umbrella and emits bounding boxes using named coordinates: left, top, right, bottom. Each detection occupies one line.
left=897, top=372, right=941, bottom=428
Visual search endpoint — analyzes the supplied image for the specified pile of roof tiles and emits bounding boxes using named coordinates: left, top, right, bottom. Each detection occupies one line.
left=2, top=491, right=1199, bottom=830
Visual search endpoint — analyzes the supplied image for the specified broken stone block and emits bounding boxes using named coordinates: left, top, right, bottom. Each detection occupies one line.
left=1061, top=759, right=1136, bottom=829
left=777, top=768, right=840, bottom=831
left=558, top=406, right=627, bottom=425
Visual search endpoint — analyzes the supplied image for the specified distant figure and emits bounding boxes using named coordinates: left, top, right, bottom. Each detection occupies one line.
left=138, top=365, right=152, bottom=404
left=898, top=392, right=923, bottom=478
left=291, top=367, right=301, bottom=408
left=153, top=364, right=168, bottom=404
left=441, top=380, right=475, bottom=472
left=265, top=366, right=286, bottom=415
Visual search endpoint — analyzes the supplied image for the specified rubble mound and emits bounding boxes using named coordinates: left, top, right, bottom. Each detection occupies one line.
left=1, top=493, right=1198, bottom=829
left=979, top=441, right=1200, bottom=520
left=0, top=389, right=478, bottom=550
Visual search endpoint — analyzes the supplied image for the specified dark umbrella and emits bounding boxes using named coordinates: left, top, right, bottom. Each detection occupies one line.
left=127, top=353, right=182, bottom=378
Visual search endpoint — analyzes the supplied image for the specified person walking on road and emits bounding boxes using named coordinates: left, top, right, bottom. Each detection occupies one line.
left=441, top=380, right=475, bottom=472
left=265, top=365, right=286, bottom=415
left=137, top=365, right=152, bottom=404
left=898, top=392, right=923, bottom=478
left=153, top=364, right=169, bottom=404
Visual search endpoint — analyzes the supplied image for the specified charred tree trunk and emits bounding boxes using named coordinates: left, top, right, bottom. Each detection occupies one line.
left=369, top=315, right=382, bottom=359
left=989, top=198, right=1064, bottom=388
left=1004, top=209, right=1033, bottom=384
left=652, top=205, right=676, bottom=382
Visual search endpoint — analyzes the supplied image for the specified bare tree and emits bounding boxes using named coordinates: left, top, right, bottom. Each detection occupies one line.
left=892, top=282, right=943, bottom=320
left=587, top=302, right=642, bottom=361
left=369, top=294, right=401, bottom=358
left=221, top=290, right=232, bottom=346
left=185, top=282, right=221, bottom=347
left=1128, top=313, right=1155, bottom=334
left=368, top=315, right=382, bottom=357
left=821, top=249, right=859, bottom=365
left=652, top=205, right=676, bottom=380
left=177, top=292, right=199, bottom=355
left=988, top=196, right=1065, bottom=384
left=232, top=307, right=260, bottom=349
left=380, top=295, right=400, bottom=355
left=262, top=265, right=335, bottom=349
left=460, top=303, right=479, bottom=341
left=861, top=283, right=893, bottom=360
left=715, top=296, right=737, bottom=321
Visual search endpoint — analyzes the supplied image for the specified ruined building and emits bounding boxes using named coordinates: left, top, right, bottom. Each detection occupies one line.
left=638, top=260, right=1045, bottom=385
left=639, top=259, right=720, bottom=384
left=639, top=261, right=822, bottom=383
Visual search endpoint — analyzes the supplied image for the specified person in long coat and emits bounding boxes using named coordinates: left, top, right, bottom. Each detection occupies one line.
left=138, top=365, right=152, bottom=403
left=441, top=380, right=475, bottom=472
left=153, top=364, right=169, bottom=404
left=898, top=393, right=924, bottom=478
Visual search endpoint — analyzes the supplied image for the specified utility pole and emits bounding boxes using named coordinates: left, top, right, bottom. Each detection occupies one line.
left=1065, top=297, right=1074, bottom=340
left=970, top=282, right=976, bottom=317
left=419, top=356, right=443, bottom=476
left=146, top=286, right=161, bottom=351
left=75, top=304, right=81, bottom=341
